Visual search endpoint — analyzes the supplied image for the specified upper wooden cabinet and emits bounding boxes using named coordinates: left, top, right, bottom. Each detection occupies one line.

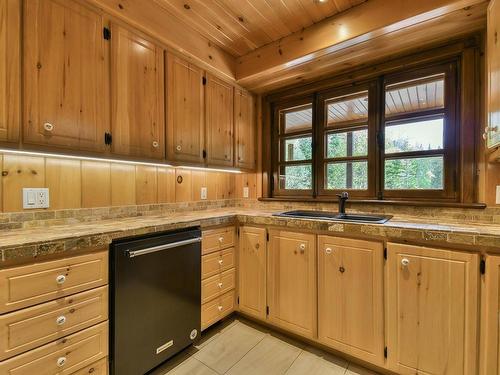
left=205, top=74, right=234, bottom=167
left=23, top=0, right=108, bottom=152
left=110, top=24, right=165, bottom=159
left=267, top=230, right=316, bottom=339
left=386, top=243, right=479, bottom=375
left=317, top=236, right=384, bottom=367
left=480, top=255, right=500, bottom=375
left=234, top=88, right=256, bottom=170
left=167, top=53, right=205, bottom=164
left=0, top=0, right=20, bottom=143
left=238, top=226, right=267, bottom=320
left=487, top=0, right=500, bottom=148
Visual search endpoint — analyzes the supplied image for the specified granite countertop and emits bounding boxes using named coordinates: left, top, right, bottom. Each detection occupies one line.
left=1, top=208, right=500, bottom=264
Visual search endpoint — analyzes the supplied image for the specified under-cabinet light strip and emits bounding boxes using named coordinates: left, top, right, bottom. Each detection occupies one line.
left=0, top=149, right=243, bottom=174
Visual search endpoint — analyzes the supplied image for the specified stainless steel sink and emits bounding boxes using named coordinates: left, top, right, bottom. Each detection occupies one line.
left=273, top=210, right=392, bottom=224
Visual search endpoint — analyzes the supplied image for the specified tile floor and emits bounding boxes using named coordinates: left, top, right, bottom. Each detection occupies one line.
left=151, top=317, right=381, bottom=375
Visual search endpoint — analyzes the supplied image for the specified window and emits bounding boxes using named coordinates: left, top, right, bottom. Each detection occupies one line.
left=270, top=61, right=459, bottom=201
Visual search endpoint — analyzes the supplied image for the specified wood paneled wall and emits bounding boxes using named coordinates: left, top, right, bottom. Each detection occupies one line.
left=0, top=154, right=257, bottom=212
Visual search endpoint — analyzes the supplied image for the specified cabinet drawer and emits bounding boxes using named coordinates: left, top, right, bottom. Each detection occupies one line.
left=201, top=290, right=235, bottom=330
left=202, top=268, right=235, bottom=304
left=0, top=321, right=108, bottom=375
left=202, top=227, right=235, bottom=255
left=0, top=251, right=108, bottom=314
left=72, top=357, right=107, bottom=375
left=0, top=286, right=108, bottom=361
left=201, top=248, right=235, bottom=279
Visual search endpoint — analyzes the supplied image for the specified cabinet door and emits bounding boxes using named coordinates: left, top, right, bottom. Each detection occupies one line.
left=318, top=236, right=384, bottom=366
left=0, top=0, right=20, bottom=143
left=234, top=88, right=256, bottom=170
left=268, top=230, right=316, bottom=338
left=110, top=24, right=164, bottom=159
left=206, top=74, right=234, bottom=167
left=487, top=0, right=500, bottom=148
left=23, top=0, right=108, bottom=152
left=166, top=53, right=205, bottom=164
left=480, top=255, right=500, bottom=375
left=238, top=226, right=266, bottom=320
left=387, top=243, right=479, bottom=375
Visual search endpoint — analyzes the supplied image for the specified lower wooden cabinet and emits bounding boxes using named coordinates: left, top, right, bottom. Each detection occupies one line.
left=72, top=357, right=108, bottom=375
left=480, top=255, right=500, bottom=375
left=386, top=243, right=479, bottom=375
left=201, top=290, right=235, bottom=330
left=317, top=236, right=384, bottom=366
left=238, top=226, right=267, bottom=320
left=267, top=230, right=316, bottom=339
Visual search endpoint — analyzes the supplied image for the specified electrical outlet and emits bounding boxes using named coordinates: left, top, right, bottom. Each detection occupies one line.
left=201, top=187, right=207, bottom=200
left=496, top=185, right=500, bottom=205
left=23, top=188, right=49, bottom=209
left=243, top=186, right=249, bottom=198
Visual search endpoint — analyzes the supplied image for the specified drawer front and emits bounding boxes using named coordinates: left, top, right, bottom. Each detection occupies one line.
left=201, top=268, right=235, bottom=304
left=202, top=227, right=235, bottom=255
left=0, top=251, right=108, bottom=314
left=72, top=357, right=107, bottom=375
left=0, top=321, right=108, bottom=375
left=0, top=286, right=108, bottom=360
left=201, top=248, right=235, bottom=279
left=201, top=290, right=235, bottom=330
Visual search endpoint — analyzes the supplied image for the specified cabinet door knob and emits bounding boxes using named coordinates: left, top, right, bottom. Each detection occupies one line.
left=57, top=357, right=67, bottom=367
left=217, top=282, right=223, bottom=289
left=176, top=145, right=182, bottom=151
left=218, top=259, right=223, bottom=265
left=56, top=275, right=66, bottom=285
left=56, top=315, right=67, bottom=326
left=152, top=141, right=159, bottom=148
left=43, top=122, right=54, bottom=132
left=299, top=243, right=306, bottom=253
left=325, top=247, right=332, bottom=254
left=401, top=258, right=410, bottom=267
left=218, top=305, right=223, bottom=311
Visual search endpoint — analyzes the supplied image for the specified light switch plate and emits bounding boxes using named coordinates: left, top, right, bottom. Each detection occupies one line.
left=23, top=188, right=49, bottom=209
left=201, top=187, right=207, bottom=200
left=496, top=185, right=500, bottom=205
left=243, top=187, right=249, bottom=198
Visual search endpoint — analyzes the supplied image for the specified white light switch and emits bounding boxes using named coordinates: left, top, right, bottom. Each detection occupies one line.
left=496, top=185, right=500, bottom=205
left=23, top=188, right=49, bottom=209
left=201, top=187, right=207, bottom=200
left=243, top=187, right=249, bottom=198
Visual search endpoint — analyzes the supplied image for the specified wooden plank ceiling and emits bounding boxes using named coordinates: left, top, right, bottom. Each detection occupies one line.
left=154, top=0, right=366, bottom=57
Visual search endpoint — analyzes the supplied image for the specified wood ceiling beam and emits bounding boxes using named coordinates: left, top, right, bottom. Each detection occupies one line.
left=235, top=0, right=487, bottom=87
left=86, top=0, right=236, bottom=80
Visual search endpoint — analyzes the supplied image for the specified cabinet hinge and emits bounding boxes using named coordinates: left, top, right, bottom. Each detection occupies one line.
left=383, top=247, right=387, bottom=260
left=480, top=258, right=486, bottom=275
left=237, top=227, right=240, bottom=237
left=237, top=296, right=239, bottom=305
left=202, top=150, right=207, bottom=159
left=266, top=306, right=269, bottom=315
left=266, top=231, right=269, bottom=242
left=270, top=175, right=274, bottom=192
left=202, top=76, right=207, bottom=85
left=103, top=27, right=111, bottom=40
left=104, top=132, right=112, bottom=145
left=384, top=347, right=388, bottom=359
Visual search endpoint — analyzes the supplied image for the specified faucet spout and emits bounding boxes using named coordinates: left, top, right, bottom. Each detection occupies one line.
left=336, top=192, right=349, bottom=215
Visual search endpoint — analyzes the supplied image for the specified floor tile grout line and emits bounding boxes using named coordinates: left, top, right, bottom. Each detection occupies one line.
left=192, top=357, right=223, bottom=375
left=282, top=348, right=303, bottom=374
left=221, top=331, right=268, bottom=374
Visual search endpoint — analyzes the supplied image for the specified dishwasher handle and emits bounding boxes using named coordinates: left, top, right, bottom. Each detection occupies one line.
left=126, top=237, right=202, bottom=258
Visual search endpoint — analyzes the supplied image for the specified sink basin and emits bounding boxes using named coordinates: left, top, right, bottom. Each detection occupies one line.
left=273, top=210, right=392, bottom=224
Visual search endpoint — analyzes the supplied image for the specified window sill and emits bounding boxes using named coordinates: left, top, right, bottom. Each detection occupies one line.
left=258, top=197, right=487, bottom=209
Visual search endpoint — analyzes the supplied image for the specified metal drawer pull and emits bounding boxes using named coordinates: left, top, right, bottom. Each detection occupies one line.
left=217, top=282, right=223, bottom=289
left=56, top=315, right=66, bottom=325
left=218, top=305, right=223, bottom=311
left=43, top=122, right=54, bottom=132
left=218, top=259, right=224, bottom=265
left=57, top=357, right=66, bottom=367
left=126, top=237, right=202, bottom=258
left=401, top=258, right=410, bottom=267
left=299, top=243, right=306, bottom=253
left=325, top=247, right=332, bottom=254
left=152, top=141, right=159, bottom=148
left=176, top=145, right=182, bottom=151
left=56, top=275, right=66, bottom=285
left=218, top=236, right=224, bottom=243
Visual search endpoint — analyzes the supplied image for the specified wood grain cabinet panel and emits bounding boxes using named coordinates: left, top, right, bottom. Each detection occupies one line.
left=267, top=230, right=316, bottom=339
left=386, top=243, right=479, bottom=375
left=110, top=24, right=165, bottom=159
left=0, top=0, right=20, bottom=143
left=201, top=268, right=235, bottom=304
left=202, top=227, right=235, bottom=255
left=23, top=0, right=108, bottom=152
left=167, top=53, right=205, bottom=164
left=487, top=0, right=500, bottom=148
left=480, top=255, right=500, bottom=375
left=202, top=247, right=235, bottom=279
left=201, top=290, right=235, bottom=331
left=317, top=236, right=384, bottom=367
left=238, top=226, right=267, bottom=320
left=205, top=74, right=234, bottom=167
left=234, top=88, right=256, bottom=170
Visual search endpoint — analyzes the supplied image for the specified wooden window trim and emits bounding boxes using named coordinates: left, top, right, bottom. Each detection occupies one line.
left=264, top=37, right=480, bottom=204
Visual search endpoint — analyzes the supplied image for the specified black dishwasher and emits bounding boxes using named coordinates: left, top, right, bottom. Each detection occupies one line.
left=109, top=227, right=201, bottom=375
